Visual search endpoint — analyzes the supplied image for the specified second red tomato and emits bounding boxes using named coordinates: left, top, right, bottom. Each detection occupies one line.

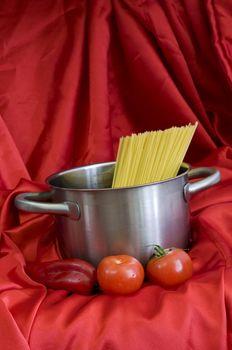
left=146, top=246, right=193, bottom=288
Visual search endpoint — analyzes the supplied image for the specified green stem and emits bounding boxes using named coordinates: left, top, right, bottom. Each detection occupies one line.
left=153, top=245, right=166, bottom=257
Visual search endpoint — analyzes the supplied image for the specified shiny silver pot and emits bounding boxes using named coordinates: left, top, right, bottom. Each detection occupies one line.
left=14, top=162, right=220, bottom=266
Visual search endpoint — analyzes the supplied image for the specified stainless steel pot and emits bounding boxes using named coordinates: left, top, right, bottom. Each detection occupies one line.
left=14, top=162, right=220, bottom=266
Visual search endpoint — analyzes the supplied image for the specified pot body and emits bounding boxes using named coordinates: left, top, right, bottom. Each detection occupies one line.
left=15, top=162, right=220, bottom=266
left=49, top=163, right=189, bottom=266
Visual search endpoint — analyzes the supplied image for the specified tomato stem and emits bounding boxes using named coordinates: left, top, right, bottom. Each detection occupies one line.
left=152, top=245, right=166, bottom=258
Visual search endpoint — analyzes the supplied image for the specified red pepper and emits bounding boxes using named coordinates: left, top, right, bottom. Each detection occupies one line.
left=25, top=259, right=97, bottom=295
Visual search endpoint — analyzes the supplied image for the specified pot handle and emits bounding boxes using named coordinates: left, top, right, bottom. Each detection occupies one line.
left=14, top=192, right=81, bottom=220
left=184, top=167, right=221, bottom=200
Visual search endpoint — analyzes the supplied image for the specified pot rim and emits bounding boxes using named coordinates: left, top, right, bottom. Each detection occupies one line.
left=46, top=161, right=190, bottom=192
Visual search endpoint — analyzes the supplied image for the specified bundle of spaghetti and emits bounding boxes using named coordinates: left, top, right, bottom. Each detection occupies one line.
left=112, top=122, right=198, bottom=188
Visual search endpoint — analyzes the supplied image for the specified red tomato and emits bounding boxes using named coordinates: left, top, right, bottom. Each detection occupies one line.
left=146, top=246, right=193, bottom=288
left=97, top=255, right=144, bottom=295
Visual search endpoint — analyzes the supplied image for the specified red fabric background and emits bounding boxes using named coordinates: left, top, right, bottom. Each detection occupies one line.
left=0, top=0, right=232, bottom=349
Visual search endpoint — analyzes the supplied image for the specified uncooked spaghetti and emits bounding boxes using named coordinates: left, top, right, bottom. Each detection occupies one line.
left=112, top=123, right=198, bottom=188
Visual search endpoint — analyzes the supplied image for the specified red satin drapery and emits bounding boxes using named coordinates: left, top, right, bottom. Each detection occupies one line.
left=0, top=0, right=232, bottom=349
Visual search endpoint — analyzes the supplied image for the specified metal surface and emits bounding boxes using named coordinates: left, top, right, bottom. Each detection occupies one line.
left=15, top=192, right=81, bottom=220
left=14, top=162, right=220, bottom=266
left=185, top=167, right=221, bottom=196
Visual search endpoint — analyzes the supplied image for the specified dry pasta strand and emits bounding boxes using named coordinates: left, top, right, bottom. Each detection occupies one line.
left=112, top=122, right=198, bottom=188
